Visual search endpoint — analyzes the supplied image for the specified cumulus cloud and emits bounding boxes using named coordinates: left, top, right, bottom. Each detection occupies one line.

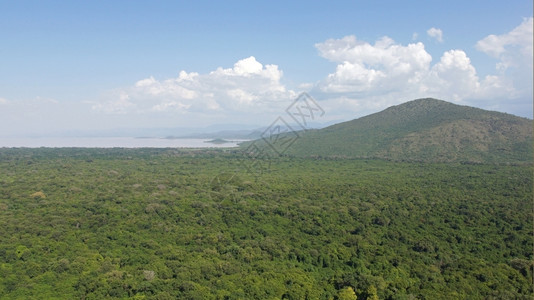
left=424, top=49, right=514, bottom=101
left=315, top=36, right=432, bottom=95
left=92, top=56, right=295, bottom=117
left=426, top=27, right=443, bottom=43
left=423, top=50, right=479, bottom=99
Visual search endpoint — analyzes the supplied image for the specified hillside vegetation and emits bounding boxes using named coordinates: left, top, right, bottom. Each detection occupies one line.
left=263, top=98, right=533, bottom=163
left=0, top=148, right=532, bottom=299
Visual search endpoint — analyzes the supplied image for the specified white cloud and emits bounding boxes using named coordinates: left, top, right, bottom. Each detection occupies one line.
left=315, top=36, right=432, bottom=94
left=0, top=97, right=8, bottom=105
left=423, top=49, right=513, bottom=101
left=476, top=17, right=533, bottom=71
left=474, top=17, right=533, bottom=106
left=426, top=27, right=443, bottom=43
left=425, top=50, right=478, bottom=99
left=221, top=56, right=263, bottom=76
left=476, top=18, right=532, bottom=60
left=92, top=56, right=296, bottom=118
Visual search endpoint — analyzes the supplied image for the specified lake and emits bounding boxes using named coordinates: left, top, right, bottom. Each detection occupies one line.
left=0, top=137, right=245, bottom=148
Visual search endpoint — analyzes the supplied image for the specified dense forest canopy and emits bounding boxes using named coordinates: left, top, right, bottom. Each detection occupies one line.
left=0, top=148, right=532, bottom=299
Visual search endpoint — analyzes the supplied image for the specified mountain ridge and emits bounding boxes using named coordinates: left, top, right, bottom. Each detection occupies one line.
left=247, top=98, right=533, bottom=163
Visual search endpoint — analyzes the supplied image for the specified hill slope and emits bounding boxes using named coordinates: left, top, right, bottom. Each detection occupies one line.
left=260, top=98, right=533, bottom=163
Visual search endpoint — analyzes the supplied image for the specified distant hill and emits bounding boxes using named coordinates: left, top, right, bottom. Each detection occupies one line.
left=246, top=98, right=533, bottom=163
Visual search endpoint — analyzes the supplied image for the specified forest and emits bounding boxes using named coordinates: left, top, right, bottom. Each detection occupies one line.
left=0, top=148, right=532, bottom=299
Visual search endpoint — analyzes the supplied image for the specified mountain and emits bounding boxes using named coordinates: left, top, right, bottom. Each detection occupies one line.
left=248, top=98, right=533, bottom=163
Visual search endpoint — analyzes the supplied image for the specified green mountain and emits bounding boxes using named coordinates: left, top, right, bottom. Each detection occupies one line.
left=254, top=98, right=533, bottom=163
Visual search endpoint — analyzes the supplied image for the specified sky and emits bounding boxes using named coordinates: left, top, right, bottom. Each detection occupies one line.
left=0, top=0, right=532, bottom=137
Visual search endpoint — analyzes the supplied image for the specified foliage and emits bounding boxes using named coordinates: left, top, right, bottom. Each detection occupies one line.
left=337, top=286, right=357, bottom=300
left=0, top=148, right=532, bottom=299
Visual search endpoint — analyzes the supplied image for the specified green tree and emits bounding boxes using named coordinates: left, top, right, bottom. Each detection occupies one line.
left=337, top=286, right=357, bottom=300
left=366, top=285, right=379, bottom=300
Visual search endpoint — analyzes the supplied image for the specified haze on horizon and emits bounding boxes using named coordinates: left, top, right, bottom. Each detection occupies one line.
left=0, top=1, right=532, bottom=137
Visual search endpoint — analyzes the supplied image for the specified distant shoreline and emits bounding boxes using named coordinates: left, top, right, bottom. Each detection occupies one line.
left=0, top=137, right=247, bottom=148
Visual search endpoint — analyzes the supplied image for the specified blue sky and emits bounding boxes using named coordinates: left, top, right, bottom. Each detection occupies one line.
left=0, top=0, right=532, bottom=136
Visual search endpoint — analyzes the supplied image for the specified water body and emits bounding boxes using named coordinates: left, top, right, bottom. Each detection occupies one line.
left=0, top=137, right=245, bottom=148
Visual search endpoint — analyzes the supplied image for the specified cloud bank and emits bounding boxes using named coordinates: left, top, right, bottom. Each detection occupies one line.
left=92, top=56, right=296, bottom=117
left=313, top=35, right=505, bottom=110
left=88, top=17, right=532, bottom=127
